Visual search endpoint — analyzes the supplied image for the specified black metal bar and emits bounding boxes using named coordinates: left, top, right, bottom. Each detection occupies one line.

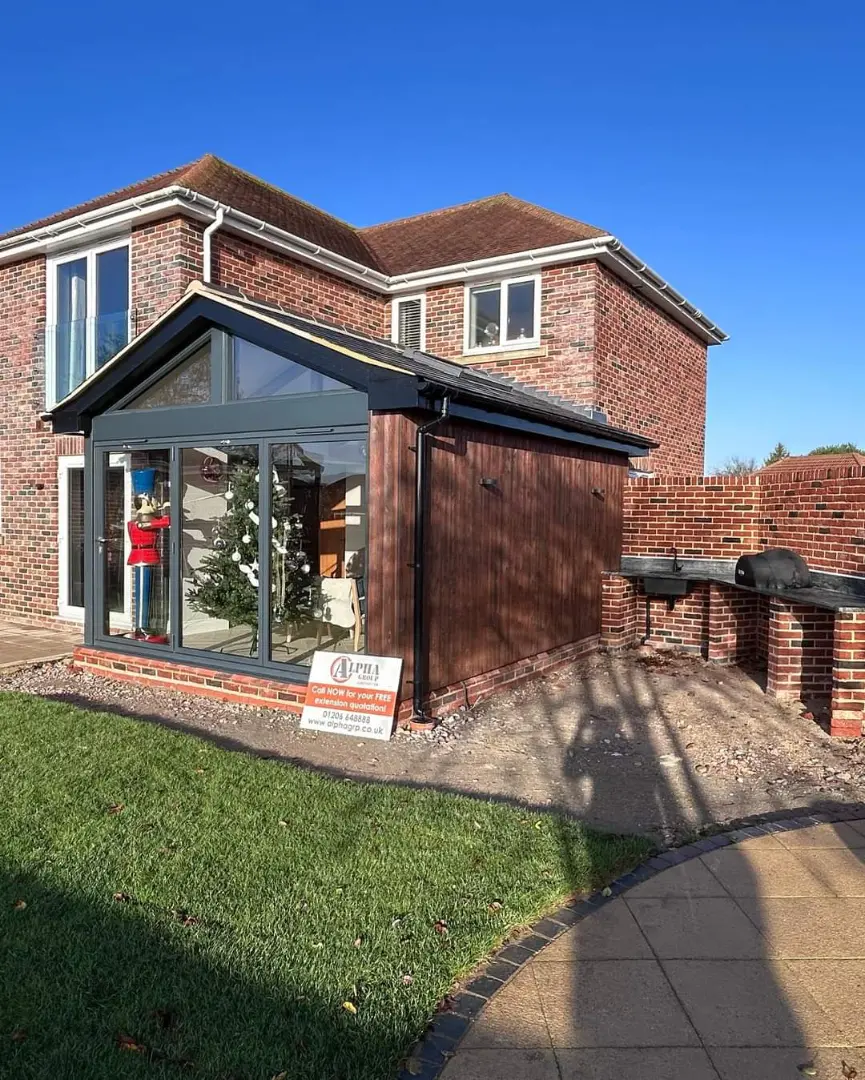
left=411, top=395, right=450, bottom=726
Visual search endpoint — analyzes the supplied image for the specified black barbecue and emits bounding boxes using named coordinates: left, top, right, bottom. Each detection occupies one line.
left=735, top=548, right=811, bottom=591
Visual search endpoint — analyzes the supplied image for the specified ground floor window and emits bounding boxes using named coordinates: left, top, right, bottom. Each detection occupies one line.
left=91, top=434, right=367, bottom=676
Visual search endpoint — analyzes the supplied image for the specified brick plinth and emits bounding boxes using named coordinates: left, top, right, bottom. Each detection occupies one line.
left=766, top=599, right=834, bottom=702
left=601, top=573, right=638, bottom=652
left=831, top=609, right=865, bottom=737
left=707, top=584, right=762, bottom=665
left=72, top=647, right=307, bottom=713
left=398, top=634, right=601, bottom=722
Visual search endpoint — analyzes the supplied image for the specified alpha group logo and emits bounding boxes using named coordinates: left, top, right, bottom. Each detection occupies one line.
left=329, top=655, right=382, bottom=685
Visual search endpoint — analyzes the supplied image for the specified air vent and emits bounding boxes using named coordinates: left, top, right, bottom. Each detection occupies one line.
left=394, top=296, right=424, bottom=351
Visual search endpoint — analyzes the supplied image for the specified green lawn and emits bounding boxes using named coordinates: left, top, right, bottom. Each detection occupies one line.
left=0, top=693, right=652, bottom=1079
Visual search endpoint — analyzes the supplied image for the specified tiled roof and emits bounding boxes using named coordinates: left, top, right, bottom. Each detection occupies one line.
left=0, top=156, right=606, bottom=275
left=359, top=194, right=607, bottom=275
left=760, top=453, right=865, bottom=472
left=0, top=155, right=384, bottom=270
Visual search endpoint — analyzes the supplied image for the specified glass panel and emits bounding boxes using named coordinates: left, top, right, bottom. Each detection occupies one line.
left=127, top=344, right=212, bottom=409
left=469, top=285, right=501, bottom=349
left=181, top=445, right=260, bottom=657
left=55, top=258, right=87, bottom=401
left=105, top=450, right=171, bottom=641
left=270, top=440, right=367, bottom=667
left=233, top=338, right=347, bottom=400
left=68, top=464, right=124, bottom=615
left=95, top=246, right=129, bottom=367
left=506, top=280, right=535, bottom=342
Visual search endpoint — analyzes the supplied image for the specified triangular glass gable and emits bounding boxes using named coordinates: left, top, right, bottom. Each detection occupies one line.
left=233, top=339, right=348, bottom=399
left=126, top=344, right=212, bottom=409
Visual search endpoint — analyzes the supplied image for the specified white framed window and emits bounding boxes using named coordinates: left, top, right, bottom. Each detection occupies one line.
left=463, top=275, right=540, bottom=354
left=46, top=238, right=131, bottom=408
left=58, top=453, right=132, bottom=627
left=391, top=294, right=426, bottom=352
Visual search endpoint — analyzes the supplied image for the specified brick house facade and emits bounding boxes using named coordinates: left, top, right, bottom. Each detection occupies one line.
left=0, top=155, right=724, bottom=629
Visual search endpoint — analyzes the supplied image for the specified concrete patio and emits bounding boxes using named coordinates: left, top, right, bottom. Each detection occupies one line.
left=443, top=819, right=865, bottom=1079
left=0, top=621, right=81, bottom=672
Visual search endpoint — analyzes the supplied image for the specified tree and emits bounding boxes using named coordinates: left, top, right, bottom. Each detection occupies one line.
left=809, top=443, right=864, bottom=456
left=187, top=458, right=313, bottom=651
left=763, top=442, right=790, bottom=467
left=715, top=455, right=758, bottom=476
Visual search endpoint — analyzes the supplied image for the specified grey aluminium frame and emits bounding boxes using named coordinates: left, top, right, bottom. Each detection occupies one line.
left=87, top=423, right=370, bottom=685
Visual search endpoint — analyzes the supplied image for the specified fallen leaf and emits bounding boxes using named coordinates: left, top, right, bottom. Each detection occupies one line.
left=401, top=973, right=414, bottom=986
left=433, top=919, right=449, bottom=936
left=194, top=768, right=205, bottom=775
left=172, top=909, right=200, bottom=927
left=278, top=820, right=288, bottom=828
left=601, top=886, right=613, bottom=897
left=843, top=1062, right=858, bottom=1079
left=117, top=1033, right=146, bottom=1054
left=107, top=802, right=124, bottom=815
left=435, top=995, right=455, bottom=1012
left=272, top=1073, right=287, bottom=1080
left=797, top=1066, right=816, bottom=1077
left=11, top=1029, right=26, bottom=1043
left=12, top=899, right=26, bottom=911
left=487, top=900, right=503, bottom=912
left=311, top=942, right=324, bottom=950
left=405, top=1060, right=424, bottom=1076
left=533, top=821, right=542, bottom=830
left=112, top=891, right=131, bottom=903
left=342, top=1001, right=357, bottom=1015
left=353, top=937, right=363, bottom=948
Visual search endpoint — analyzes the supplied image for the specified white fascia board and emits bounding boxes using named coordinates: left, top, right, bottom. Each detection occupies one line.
left=0, top=187, right=726, bottom=344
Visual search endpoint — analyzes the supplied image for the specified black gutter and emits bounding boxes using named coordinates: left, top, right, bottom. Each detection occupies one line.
left=410, top=394, right=451, bottom=728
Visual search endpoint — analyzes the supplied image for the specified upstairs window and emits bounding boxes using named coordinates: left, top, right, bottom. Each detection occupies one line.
left=465, top=276, right=539, bottom=353
left=47, top=240, right=130, bottom=407
left=391, top=295, right=425, bottom=352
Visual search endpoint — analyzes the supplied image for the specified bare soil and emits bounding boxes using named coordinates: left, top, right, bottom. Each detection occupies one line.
left=4, top=650, right=865, bottom=843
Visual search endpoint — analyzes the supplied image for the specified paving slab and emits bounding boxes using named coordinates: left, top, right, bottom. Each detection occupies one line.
left=624, top=858, right=729, bottom=899
left=555, top=1048, right=719, bottom=1079
left=626, top=897, right=765, bottom=959
left=737, top=897, right=865, bottom=958
left=774, top=822, right=865, bottom=850
left=699, top=848, right=835, bottom=897
left=0, top=621, right=80, bottom=671
left=661, top=959, right=852, bottom=1046
left=531, top=899, right=652, bottom=961
left=791, top=848, right=865, bottom=895
left=709, top=1047, right=865, bottom=1080
left=531, top=960, right=700, bottom=1048
left=459, top=969, right=551, bottom=1050
left=786, top=959, right=865, bottom=1044
left=441, top=1049, right=559, bottom=1080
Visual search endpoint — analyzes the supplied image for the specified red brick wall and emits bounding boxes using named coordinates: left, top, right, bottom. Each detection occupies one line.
left=213, top=233, right=386, bottom=338
left=707, top=582, right=762, bottom=664
left=422, top=262, right=708, bottom=475
left=832, top=610, right=865, bottom=737
left=594, top=265, right=707, bottom=475
left=766, top=599, right=834, bottom=702
left=131, top=217, right=203, bottom=331
left=624, top=475, right=760, bottom=560
left=624, top=467, right=865, bottom=578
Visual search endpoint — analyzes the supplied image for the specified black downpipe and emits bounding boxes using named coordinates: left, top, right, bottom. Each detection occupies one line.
left=411, top=395, right=451, bottom=726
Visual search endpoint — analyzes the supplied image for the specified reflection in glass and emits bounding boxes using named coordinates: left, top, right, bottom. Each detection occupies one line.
left=469, top=285, right=501, bottom=349
left=182, top=445, right=261, bottom=657
left=233, top=338, right=347, bottom=400
left=270, top=440, right=367, bottom=666
left=506, top=280, right=535, bottom=342
left=108, top=449, right=171, bottom=641
left=128, top=344, right=212, bottom=409
left=95, top=246, right=129, bottom=366
left=55, top=258, right=87, bottom=400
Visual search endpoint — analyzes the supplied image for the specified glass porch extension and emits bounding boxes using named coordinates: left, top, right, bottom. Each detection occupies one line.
left=87, top=329, right=369, bottom=682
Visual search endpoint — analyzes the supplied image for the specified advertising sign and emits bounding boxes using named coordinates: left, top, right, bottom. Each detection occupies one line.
left=301, top=652, right=403, bottom=741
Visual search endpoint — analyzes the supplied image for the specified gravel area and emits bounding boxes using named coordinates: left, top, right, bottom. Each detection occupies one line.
left=3, top=650, right=865, bottom=843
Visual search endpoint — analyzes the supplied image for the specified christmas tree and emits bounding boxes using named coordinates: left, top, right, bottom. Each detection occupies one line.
left=187, top=459, right=314, bottom=649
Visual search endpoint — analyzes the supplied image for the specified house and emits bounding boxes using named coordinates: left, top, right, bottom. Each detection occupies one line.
left=49, top=281, right=655, bottom=721
left=759, top=453, right=865, bottom=473
left=0, top=154, right=725, bottom=636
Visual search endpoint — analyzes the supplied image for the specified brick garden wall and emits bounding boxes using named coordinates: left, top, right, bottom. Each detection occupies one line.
left=625, top=466, right=865, bottom=578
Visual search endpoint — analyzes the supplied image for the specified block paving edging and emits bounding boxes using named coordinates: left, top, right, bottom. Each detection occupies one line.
left=400, top=803, right=865, bottom=1080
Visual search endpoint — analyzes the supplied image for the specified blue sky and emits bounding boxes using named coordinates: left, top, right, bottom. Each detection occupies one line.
left=2, top=1, right=863, bottom=469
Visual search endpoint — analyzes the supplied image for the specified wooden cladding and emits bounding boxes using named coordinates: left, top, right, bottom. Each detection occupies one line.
left=368, top=411, right=626, bottom=702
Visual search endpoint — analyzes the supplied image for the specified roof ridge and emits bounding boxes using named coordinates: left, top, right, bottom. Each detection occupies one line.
left=359, top=193, right=512, bottom=232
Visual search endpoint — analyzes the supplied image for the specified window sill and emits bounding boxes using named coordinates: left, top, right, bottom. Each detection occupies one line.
left=455, top=345, right=547, bottom=365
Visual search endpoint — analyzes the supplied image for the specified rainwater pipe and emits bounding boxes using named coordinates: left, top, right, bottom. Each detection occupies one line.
left=202, top=206, right=226, bottom=284
left=410, top=393, right=451, bottom=730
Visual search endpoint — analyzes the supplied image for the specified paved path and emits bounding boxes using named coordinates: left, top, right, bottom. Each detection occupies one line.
left=443, top=819, right=865, bottom=1079
left=0, top=621, right=81, bottom=672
